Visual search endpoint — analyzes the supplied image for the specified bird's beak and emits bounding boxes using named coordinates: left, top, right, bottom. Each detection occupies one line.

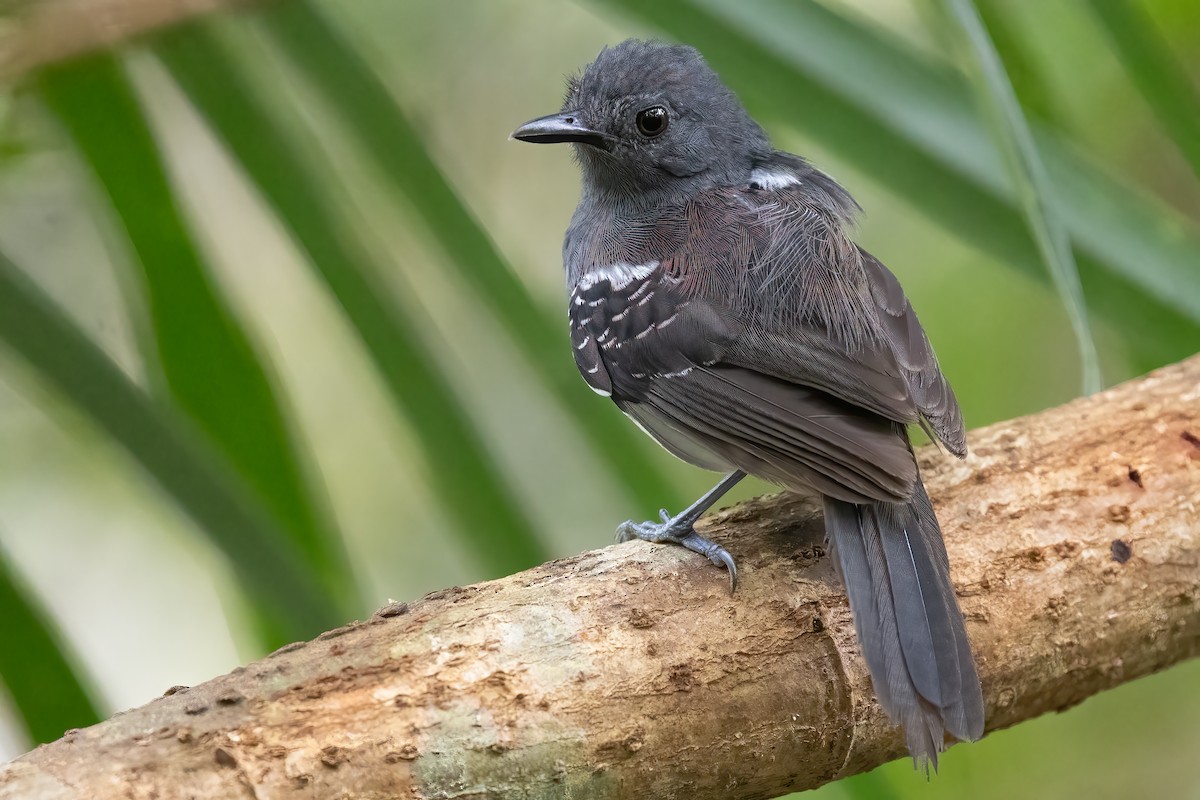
left=510, top=111, right=613, bottom=150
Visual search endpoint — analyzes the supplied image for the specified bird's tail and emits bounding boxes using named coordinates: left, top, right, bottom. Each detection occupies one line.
left=823, top=478, right=984, bottom=767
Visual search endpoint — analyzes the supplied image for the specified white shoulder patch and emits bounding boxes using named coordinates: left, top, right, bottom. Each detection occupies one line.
left=749, top=167, right=801, bottom=191
left=578, top=261, right=659, bottom=291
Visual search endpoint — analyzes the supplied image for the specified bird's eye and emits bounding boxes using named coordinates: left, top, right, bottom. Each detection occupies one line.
left=635, top=106, right=669, bottom=138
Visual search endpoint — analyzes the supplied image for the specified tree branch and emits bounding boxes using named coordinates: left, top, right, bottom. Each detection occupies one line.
left=2, top=356, right=1199, bottom=799
left=0, top=0, right=264, bottom=81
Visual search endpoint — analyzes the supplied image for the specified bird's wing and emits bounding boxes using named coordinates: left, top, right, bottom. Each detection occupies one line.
left=857, top=249, right=965, bottom=457
left=642, top=363, right=918, bottom=503
left=567, top=254, right=917, bottom=504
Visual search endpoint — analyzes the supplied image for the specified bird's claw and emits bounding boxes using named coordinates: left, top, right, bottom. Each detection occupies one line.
left=615, top=520, right=648, bottom=543
left=614, top=514, right=739, bottom=594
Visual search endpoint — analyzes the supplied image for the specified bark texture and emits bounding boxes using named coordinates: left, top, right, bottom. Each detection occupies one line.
left=2, top=356, right=1199, bottom=799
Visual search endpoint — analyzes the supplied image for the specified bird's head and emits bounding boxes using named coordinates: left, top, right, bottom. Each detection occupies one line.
left=511, top=40, right=770, bottom=202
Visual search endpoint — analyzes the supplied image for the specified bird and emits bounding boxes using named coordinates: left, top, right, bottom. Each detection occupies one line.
left=511, top=39, right=984, bottom=766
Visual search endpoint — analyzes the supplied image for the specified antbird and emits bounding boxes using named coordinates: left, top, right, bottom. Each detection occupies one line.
left=511, top=39, right=985, bottom=765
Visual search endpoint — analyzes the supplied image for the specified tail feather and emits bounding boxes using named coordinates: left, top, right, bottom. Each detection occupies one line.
left=824, top=480, right=984, bottom=767
left=913, top=480, right=985, bottom=740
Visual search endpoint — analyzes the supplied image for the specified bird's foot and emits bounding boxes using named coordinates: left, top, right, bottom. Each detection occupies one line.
left=616, top=509, right=738, bottom=593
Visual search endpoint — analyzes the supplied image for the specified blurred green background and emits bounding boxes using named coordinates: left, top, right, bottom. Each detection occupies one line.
left=0, top=0, right=1198, bottom=797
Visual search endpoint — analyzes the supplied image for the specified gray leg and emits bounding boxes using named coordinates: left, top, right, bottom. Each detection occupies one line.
left=616, top=470, right=745, bottom=593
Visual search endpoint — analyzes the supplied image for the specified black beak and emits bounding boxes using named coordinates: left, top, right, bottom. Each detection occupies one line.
left=510, top=111, right=613, bottom=150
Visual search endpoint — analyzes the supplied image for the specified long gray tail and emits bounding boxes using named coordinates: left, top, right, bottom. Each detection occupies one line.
left=824, top=478, right=984, bottom=767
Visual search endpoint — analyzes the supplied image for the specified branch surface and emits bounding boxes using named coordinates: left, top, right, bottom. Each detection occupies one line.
left=2, top=356, right=1199, bottom=799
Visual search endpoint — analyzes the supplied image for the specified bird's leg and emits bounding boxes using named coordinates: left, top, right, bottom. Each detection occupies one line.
left=616, top=470, right=746, bottom=592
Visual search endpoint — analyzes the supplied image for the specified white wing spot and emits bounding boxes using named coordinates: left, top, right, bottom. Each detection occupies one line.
left=588, top=383, right=612, bottom=397
left=578, top=261, right=659, bottom=291
left=750, top=167, right=801, bottom=191
left=574, top=335, right=591, bottom=350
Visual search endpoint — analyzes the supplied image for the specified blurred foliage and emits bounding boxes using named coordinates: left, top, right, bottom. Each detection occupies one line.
left=0, top=0, right=1197, bottom=796
left=0, top=248, right=341, bottom=642
left=943, top=0, right=1101, bottom=395
left=38, top=52, right=356, bottom=646
left=0, top=542, right=99, bottom=744
left=1087, top=0, right=1200, bottom=183
left=155, top=20, right=550, bottom=579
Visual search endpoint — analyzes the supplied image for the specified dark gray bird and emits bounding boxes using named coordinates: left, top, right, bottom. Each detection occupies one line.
left=512, top=39, right=984, bottom=765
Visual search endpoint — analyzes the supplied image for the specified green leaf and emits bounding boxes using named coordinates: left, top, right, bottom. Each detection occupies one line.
left=255, top=0, right=685, bottom=514
left=973, top=0, right=1061, bottom=125
left=1088, top=0, right=1200, bottom=183
left=600, top=0, right=1200, bottom=374
left=0, top=544, right=101, bottom=744
left=153, top=23, right=550, bottom=577
left=0, top=248, right=342, bottom=641
left=37, top=55, right=358, bottom=617
left=943, top=0, right=1101, bottom=394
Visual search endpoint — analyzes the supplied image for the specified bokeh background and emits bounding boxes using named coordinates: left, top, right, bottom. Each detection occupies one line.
left=1, top=1, right=1198, bottom=797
